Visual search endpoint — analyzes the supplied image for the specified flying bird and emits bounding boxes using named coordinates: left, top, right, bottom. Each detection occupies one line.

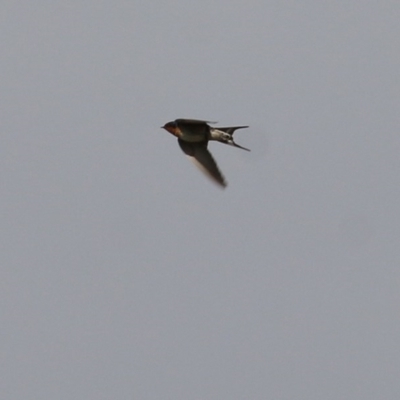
left=161, top=118, right=250, bottom=188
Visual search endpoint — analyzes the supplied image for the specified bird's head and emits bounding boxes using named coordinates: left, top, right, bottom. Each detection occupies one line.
left=161, top=121, right=178, bottom=136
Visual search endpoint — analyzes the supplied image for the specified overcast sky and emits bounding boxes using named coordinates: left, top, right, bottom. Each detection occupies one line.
left=1, top=2, right=400, bottom=399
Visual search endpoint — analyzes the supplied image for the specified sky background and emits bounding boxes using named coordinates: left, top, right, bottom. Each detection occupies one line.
left=1, top=1, right=400, bottom=399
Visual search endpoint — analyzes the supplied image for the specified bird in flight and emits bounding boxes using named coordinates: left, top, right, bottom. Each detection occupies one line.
left=161, top=118, right=250, bottom=188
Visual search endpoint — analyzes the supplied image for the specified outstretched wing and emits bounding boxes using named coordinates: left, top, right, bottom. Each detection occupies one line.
left=178, top=139, right=227, bottom=188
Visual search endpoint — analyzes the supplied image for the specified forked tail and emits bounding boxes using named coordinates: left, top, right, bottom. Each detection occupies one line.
left=216, top=126, right=249, bottom=135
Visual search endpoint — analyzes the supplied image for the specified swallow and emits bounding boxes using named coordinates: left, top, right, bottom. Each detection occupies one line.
left=161, top=118, right=250, bottom=188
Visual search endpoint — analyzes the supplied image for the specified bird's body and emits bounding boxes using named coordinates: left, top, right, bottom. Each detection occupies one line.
left=161, top=119, right=250, bottom=188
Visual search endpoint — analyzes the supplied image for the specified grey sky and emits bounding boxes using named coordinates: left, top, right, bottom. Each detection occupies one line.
left=1, top=2, right=400, bottom=399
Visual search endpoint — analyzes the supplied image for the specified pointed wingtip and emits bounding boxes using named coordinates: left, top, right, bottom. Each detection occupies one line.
left=178, top=139, right=227, bottom=188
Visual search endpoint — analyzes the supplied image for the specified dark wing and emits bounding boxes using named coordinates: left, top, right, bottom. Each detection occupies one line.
left=178, top=139, right=227, bottom=188
left=175, top=119, right=211, bottom=140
